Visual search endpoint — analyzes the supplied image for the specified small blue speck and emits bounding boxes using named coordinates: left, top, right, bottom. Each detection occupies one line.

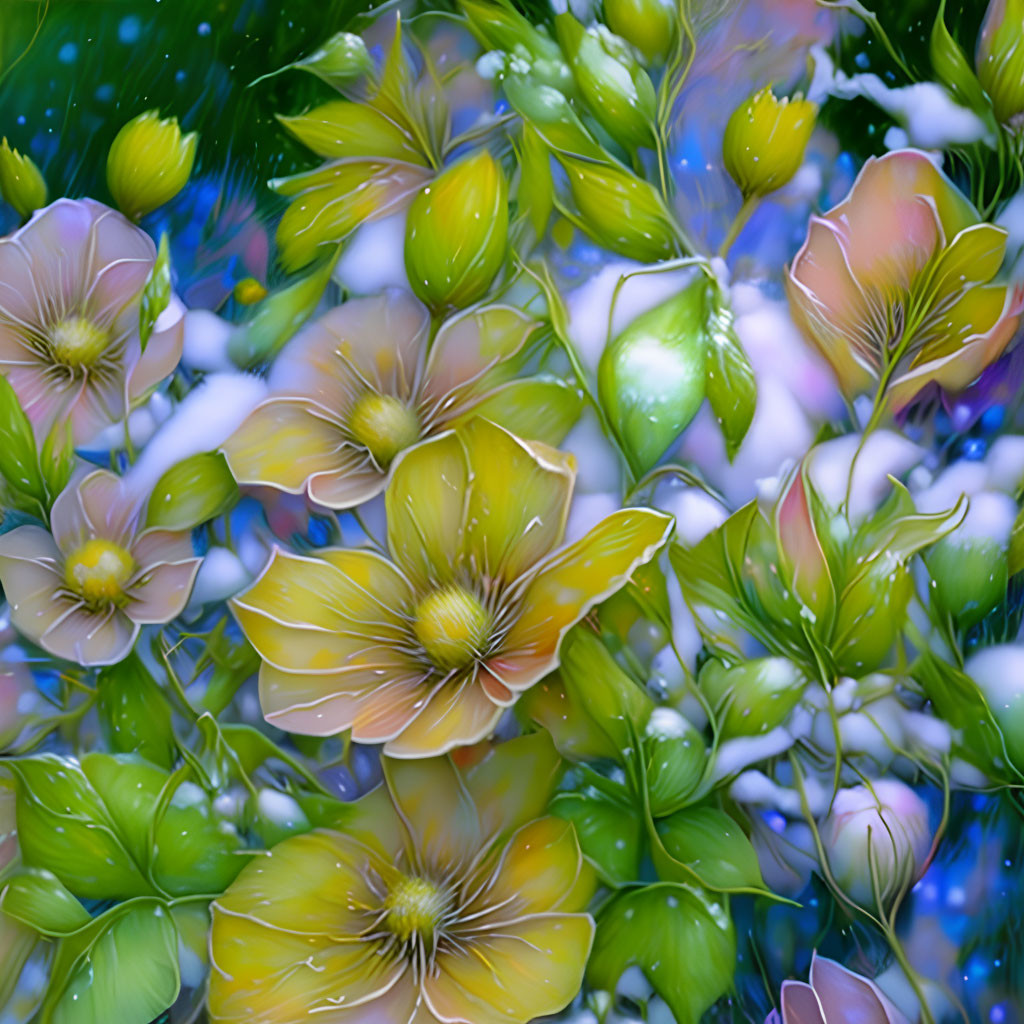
left=57, top=42, right=78, bottom=64
left=118, top=16, right=141, bottom=44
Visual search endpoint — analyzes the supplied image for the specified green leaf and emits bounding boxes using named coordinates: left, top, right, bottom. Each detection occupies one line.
left=138, top=233, right=172, bottom=354
left=644, top=715, right=706, bottom=816
left=655, top=806, right=765, bottom=891
left=929, top=0, right=997, bottom=125
left=277, top=101, right=426, bottom=163
left=0, top=373, right=46, bottom=508
left=516, top=122, right=554, bottom=238
left=228, top=250, right=340, bottom=366
left=552, top=790, right=643, bottom=885
left=452, top=377, right=583, bottom=446
left=588, top=882, right=736, bottom=1024
left=598, top=278, right=708, bottom=476
left=96, top=654, right=176, bottom=769
left=146, top=450, right=239, bottom=529
left=0, top=869, right=92, bottom=935
left=1011, top=505, right=1024, bottom=577
left=8, top=756, right=151, bottom=901
left=50, top=901, right=180, bottom=1024
left=39, top=417, right=75, bottom=508
left=704, top=292, right=756, bottom=460
left=0, top=912, right=38, bottom=1009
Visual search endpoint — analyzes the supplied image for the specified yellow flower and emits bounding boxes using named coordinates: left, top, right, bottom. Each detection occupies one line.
left=107, top=111, right=197, bottom=220
left=787, top=149, right=1024, bottom=411
left=0, top=469, right=200, bottom=666
left=208, top=733, right=595, bottom=1024
left=221, top=289, right=580, bottom=509
left=722, top=87, right=816, bottom=199
left=230, top=417, right=672, bottom=755
left=0, top=139, right=47, bottom=220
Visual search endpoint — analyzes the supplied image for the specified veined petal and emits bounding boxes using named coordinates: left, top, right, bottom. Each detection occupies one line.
left=493, top=509, right=673, bottom=688
left=382, top=754, right=482, bottom=869
left=425, top=914, right=593, bottom=1024
left=125, top=558, right=201, bottom=623
left=809, top=953, right=911, bottom=1024
left=779, top=981, right=827, bottom=1024
left=350, top=673, right=438, bottom=744
left=125, top=308, right=184, bottom=404
left=462, top=418, right=575, bottom=588
left=130, top=527, right=196, bottom=568
left=386, top=431, right=469, bottom=589
left=307, top=459, right=386, bottom=510
left=382, top=674, right=503, bottom=758
left=40, top=605, right=138, bottom=666
left=222, top=399, right=349, bottom=493
left=51, top=468, right=139, bottom=552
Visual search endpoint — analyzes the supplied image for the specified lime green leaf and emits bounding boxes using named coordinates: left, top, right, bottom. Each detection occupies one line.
left=517, top=122, right=554, bottom=238
left=453, top=377, right=583, bottom=446
left=51, top=901, right=180, bottom=1024
left=39, top=417, right=75, bottom=508
left=138, top=233, right=172, bottom=354
left=96, top=653, right=176, bottom=769
left=1, top=869, right=91, bottom=935
left=552, top=790, right=642, bottom=885
left=277, top=102, right=426, bottom=163
left=146, top=450, right=238, bottom=529
left=1010, top=505, right=1024, bottom=577
left=0, top=373, right=45, bottom=507
left=705, top=294, right=756, bottom=460
left=588, top=882, right=736, bottom=1024
left=655, top=806, right=765, bottom=890
left=644, top=715, right=706, bottom=816
left=929, top=0, right=997, bottom=124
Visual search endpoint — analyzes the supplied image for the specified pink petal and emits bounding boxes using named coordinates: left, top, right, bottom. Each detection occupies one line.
left=126, top=558, right=201, bottom=624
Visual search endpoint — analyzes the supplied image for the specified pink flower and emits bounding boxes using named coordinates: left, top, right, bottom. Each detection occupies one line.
left=0, top=199, right=184, bottom=444
left=0, top=469, right=200, bottom=666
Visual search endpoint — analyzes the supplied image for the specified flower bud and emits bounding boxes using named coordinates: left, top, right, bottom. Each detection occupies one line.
left=644, top=707, right=705, bottom=815
left=107, top=110, right=198, bottom=219
left=976, top=0, right=1024, bottom=124
left=699, top=657, right=806, bottom=738
left=294, top=31, right=373, bottom=89
left=404, top=150, right=508, bottom=310
left=965, top=644, right=1024, bottom=770
left=555, top=15, right=656, bottom=150
left=722, top=88, right=816, bottom=199
left=821, top=780, right=931, bottom=910
left=146, top=451, right=239, bottom=531
left=0, top=138, right=47, bottom=220
left=560, top=153, right=679, bottom=262
left=926, top=534, right=1008, bottom=630
left=598, top=276, right=708, bottom=476
left=603, top=0, right=677, bottom=63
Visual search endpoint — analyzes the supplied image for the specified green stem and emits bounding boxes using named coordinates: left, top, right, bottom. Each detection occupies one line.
left=717, top=196, right=759, bottom=259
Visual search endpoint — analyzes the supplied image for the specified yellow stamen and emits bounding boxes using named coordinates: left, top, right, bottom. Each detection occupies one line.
left=64, top=539, right=134, bottom=605
left=384, top=875, right=447, bottom=944
left=49, top=316, right=109, bottom=368
left=347, top=393, right=420, bottom=468
left=413, top=586, right=490, bottom=671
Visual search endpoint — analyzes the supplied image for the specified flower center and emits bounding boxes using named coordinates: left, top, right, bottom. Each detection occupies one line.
left=49, top=316, right=109, bottom=368
left=384, top=875, right=448, bottom=945
left=348, top=393, right=421, bottom=468
left=413, top=586, right=490, bottom=671
left=64, top=539, right=135, bottom=605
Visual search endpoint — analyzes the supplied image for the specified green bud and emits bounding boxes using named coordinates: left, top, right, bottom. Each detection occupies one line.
left=404, top=151, right=509, bottom=310
left=699, top=657, right=806, bottom=738
left=977, top=0, right=1024, bottom=124
left=930, top=0, right=992, bottom=119
left=722, top=88, right=816, bottom=199
left=96, top=653, right=176, bottom=769
left=146, top=451, right=239, bottom=530
left=107, top=110, right=197, bottom=220
left=604, top=0, right=677, bottom=63
left=598, top=277, right=708, bottom=476
left=555, top=14, right=656, bottom=150
left=927, top=534, right=1008, bottom=630
left=0, top=138, right=47, bottom=221
left=644, top=708, right=705, bottom=816
left=559, top=154, right=679, bottom=261
left=293, top=31, right=373, bottom=89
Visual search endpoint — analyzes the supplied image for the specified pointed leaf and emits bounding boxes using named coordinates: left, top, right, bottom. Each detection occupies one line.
left=138, top=233, right=172, bottom=354
left=655, top=806, right=765, bottom=891
left=1, top=869, right=91, bottom=935
left=552, top=790, right=642, bottom=886
left=705, top=295, right=756, bottom=459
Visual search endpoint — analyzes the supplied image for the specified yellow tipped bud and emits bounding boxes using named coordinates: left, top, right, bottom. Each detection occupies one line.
left=107, top=110, right=198, bottom=219
left=603, top=0, right=677, bottom=63
left=722, top=88, right=816, bottom=199
left=0, top=138, right=48, bottom=220
left=977, top=0, right=1024, bottom=124
left=233, top=277, right=269, bottom=305
left=404, top=151, right=508, bottom=310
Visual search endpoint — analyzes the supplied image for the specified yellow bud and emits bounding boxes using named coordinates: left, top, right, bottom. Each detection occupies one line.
left=603, top=0, right=677, bottom=64
left=233, top=278, right=269, bottom=305
left=404, top=151, right=508, bottom=310
left=0, top=138, right=47, bottom=220
left=107, top=110, right=198, bottom=220
left=722, top=88, right=816, bottom=200
left=977, top=0, right=1024, bottom=124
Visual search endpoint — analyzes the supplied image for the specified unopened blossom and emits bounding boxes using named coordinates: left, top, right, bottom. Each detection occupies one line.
left=223, top=289, right=577, bottom=509
left=766, top=951, right=910, bottom=1024
left=208, top=733, right=595, bottom=1024
left=0, top=198, right=184, bottom=444
left=0, top=469, right=200, bottom=666
left=787, top=149, right=1023, bottom=411
left=231, top=417, right=672, bottom=755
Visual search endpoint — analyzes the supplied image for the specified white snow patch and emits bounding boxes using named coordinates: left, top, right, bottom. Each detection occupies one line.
left=182, top=308, right=236, bottom=373
left=334, top=211, right=411, bottom=295
left=565, top=491, right=621, bottom=545
left=654, top=483, right=727, bottom=546
left=186, top=547, right=251, bottom=612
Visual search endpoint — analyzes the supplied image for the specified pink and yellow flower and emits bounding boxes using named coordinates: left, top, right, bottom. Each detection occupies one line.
left=208, top=733, right=595, bottom=1024
left=0, top=469, right=200, bottom=666
left=0, top=198, right=184, bottom=445
left=222, top=289, right=579, bottom=510
left=786, top=150, right=1023, bottom=411
left=231, top=417, right=672, bottom=756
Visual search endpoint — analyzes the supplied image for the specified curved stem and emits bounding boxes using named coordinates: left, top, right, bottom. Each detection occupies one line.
left=717, top=196, right=759, bottom=260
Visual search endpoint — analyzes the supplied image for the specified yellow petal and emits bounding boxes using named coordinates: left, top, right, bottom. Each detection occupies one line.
left=492, top=509, right=673, bottom=689
left=462, top=418, right=575, bottom=587
left=426, top=914, right=594, bottom=1024
left=386, top=431, right=468, bottom=589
